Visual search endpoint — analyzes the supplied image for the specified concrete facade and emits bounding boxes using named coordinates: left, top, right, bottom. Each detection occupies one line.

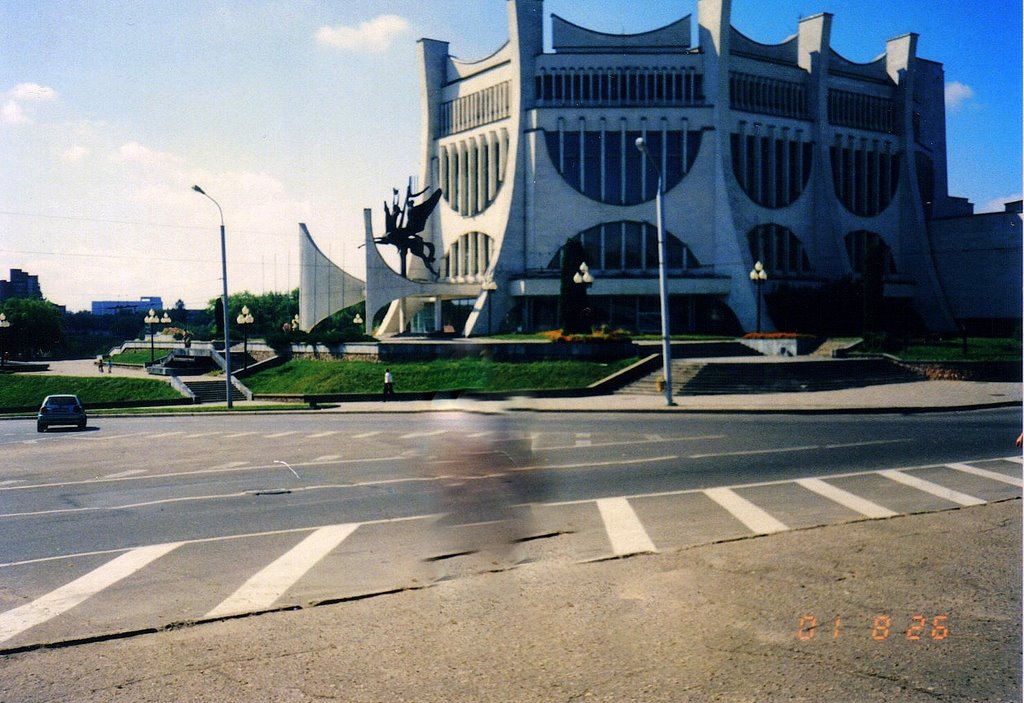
left=300, top=0, right=1020, bottom=338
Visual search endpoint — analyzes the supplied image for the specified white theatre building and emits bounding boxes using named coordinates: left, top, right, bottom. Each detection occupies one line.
left=301, top=0, right=1021, bottom=337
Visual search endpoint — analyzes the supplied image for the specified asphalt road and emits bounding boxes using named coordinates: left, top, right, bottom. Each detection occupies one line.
left=1, top=407, right=1020, bottom=653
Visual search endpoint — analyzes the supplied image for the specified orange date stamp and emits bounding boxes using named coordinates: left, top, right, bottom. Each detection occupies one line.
left=796, top=614, right=950, bottom=641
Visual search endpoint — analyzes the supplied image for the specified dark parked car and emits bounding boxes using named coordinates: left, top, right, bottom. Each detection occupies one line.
left=37, top=394, right=87, bottom=432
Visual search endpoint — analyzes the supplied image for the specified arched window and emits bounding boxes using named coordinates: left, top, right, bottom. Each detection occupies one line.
left=844, top=230, right=897, bottom=276
left=731, top=128, right=813, bottom=208
left=543, top=127, right=702, bottom=205
left=443, top=232, right=495, bottom=280
left=830, top=138, right=901, bottom=217
left=547, top=221, right=700, bottom=274
left=746, top=224, right=812, bottom=277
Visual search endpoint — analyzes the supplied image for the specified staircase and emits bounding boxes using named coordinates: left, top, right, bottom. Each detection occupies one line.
left=181, top=380, right=247, bottom=404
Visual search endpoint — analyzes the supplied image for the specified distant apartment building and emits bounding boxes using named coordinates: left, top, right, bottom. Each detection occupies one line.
left=0, top=268, right=43, bottom=302
left=91, top=296, right=164, bottom=316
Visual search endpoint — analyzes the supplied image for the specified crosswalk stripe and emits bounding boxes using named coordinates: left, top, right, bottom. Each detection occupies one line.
left=204, top=524, right=359, bottom=619
left=704, top=487, right=789, bottom=534
left=795, top=478, right=897, bottom=519
left=878, top=470, right=986, bottom=507
left=945, top=462, right=1024, bottom=487
left=596, top=497, right=656, bottom=556
left=0, top=543, right=181, bottom=643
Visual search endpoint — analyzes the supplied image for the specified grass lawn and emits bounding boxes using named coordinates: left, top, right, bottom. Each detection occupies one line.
left=0, top=374, right=184, bottom=408
left=110, top=350, right=172, bottom=366
left=244, top=357, right=641, bottom=395
left=886, top=337, right=1022, bottom=362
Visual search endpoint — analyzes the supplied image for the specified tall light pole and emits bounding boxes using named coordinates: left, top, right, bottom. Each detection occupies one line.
left=635, top=137, right=676, bottom=406
left=192, top=185, right=233, bottom=408
left=749, top=260, right=768, bottom=333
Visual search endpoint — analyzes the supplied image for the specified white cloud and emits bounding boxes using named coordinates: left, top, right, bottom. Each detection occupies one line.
left=315, top=14, right=410, bottom=53
left=7, top=82, right=58, bottom=102
left=110, top=141, right=186, bottom=168
left=2, top=82, right=58, bottom=124
left=62, top=145, right=90, bottom=162
left=945, top=81, right=975, bottom=110
left=2, top=100, right=29, bottom=124
left=980, top=193, right=1022, bottom=213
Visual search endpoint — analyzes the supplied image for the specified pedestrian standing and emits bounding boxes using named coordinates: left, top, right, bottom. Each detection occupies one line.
left=107, top=357, right=113, bottom=374
left=383, top=368, right=395, bottom=401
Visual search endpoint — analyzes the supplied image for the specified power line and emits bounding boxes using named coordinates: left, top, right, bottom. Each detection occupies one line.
left=0, top=210, right=293, bottom=237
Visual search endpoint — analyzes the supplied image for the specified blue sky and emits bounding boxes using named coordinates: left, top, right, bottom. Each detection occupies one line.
left=1, top=0, right=1020, bottom=312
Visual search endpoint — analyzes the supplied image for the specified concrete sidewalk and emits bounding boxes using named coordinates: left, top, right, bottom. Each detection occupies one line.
left=22, top=358, right=1023, bottom=414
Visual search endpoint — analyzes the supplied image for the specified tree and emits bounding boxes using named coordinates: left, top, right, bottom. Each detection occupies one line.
left=0, top=298, right=65, bottom=359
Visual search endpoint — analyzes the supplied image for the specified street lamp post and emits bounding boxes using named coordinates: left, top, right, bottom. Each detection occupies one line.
left=572, top=262, right=595, bottom=331
left=635, top=137, right=676, bottom=406
left=144, top=309, right=160, bottom=364
left=236, top=305, right=254, bottom=371
left=749, top=260, right=768, bottom=333
left=481, top=279, right=498, bottom=334
left=192, top=185, right=233, bottom=408
left=0, top=312, right=9, bottom=366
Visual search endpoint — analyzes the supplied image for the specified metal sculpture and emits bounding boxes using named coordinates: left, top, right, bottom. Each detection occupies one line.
left=375, top=181, right=443, bottom=279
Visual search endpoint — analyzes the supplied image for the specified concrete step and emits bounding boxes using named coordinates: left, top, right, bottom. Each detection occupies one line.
left=182, top=380, right=247, bottom=404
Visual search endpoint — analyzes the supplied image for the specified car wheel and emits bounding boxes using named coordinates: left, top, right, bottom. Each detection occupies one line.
left=37, top=424, right=45, bottom=433
left=78, top=421, right=86, bottom=430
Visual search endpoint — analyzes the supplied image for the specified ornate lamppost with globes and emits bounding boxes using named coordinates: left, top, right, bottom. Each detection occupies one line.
left=236, top=305, right=254, bottom=371
left=749, top=260, right=768, bottom=333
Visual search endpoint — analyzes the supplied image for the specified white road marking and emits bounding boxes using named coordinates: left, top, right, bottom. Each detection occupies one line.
left=946, top=462, right=1024, bottom=488
left=184, top=432, right=222, bottom=439
left=0, top=542, right=181, bottom=643
left=400, top=430, right=447, bottom=439
left=574, top=433, right=592, bottom=447
left=690, top=445, right=817, bottom=459
left=307, top=431, right=339, bottom=439
left=0, top=480, right=23, bottom=487
left=265, top=431, right=300, bottom=439
left=878, top=469, right=986, bottom=507
left=352, top=431, right=381, bottom=439
left=207, top=461, right=249, bottom=471
left=205, top=524, right=359, bottom=618
left=795, top=478, right=897, bottom=519
left=148, top=432, right=185, bottom=439
left=102, top=469, right=148, bottom=479
left=223, top=432, right=259, bottom=439
left=596, top=497, right=656, bottom=556
left=311, top=455, right=342, bottom=462
left=704, top=487, right=789, bottom=534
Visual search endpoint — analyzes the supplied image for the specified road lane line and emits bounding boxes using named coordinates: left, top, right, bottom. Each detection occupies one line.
left=184, top=432, right=222, bottom=439
left=400, top=430, right=447, bottom=439
left=307, top=431, right=339, bottom=439
left=102, top=469, right=148, bottom=479
left=878, top=470, right=986, bottom=507
left=690, top=445, right=817, bottom=459
left=224, top=432, right=259, bottom=439
left=946, top=462, right=1024, bottom=487
left=265, top=431, right=300, bottom=439
left=575, top=433, right=592, bottom=447
left=352, top=431, right=381, bottom=439
left=0, top=542, right=181, bottom=643
left=205, top=524, right=359, bottom=618
left=207, top=461, right=249, bottom=471
left=312, top=454, right=342, bottom=462
left=704, top=487, right=789, bottom=534
left=795, top=478, right=897, bottom=518
left=595, top=498, right=656, bottom=556
left=0, top=480, right=23, bottom=487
